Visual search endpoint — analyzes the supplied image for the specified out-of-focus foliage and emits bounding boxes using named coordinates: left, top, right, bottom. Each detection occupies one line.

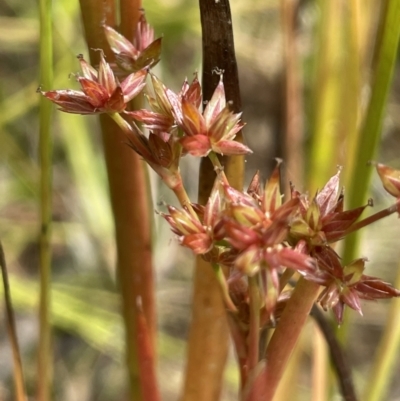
left=1, top=0, right=400, bottom=400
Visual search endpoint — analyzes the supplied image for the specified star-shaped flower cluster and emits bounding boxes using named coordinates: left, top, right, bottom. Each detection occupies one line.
left=161, top=164, right=400, bottom=324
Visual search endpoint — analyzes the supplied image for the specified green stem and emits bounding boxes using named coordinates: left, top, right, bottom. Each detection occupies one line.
left=342, top=0, right=400, bottom=263
left=212, top=264, right=237, bottom=313
left=208, top=152, right=229, bottom=185
left=38, top=0, right=53, bottom=398
left=264, top=278, right=320, bottom=401
left=363, top=260, right=400, bottom=401
left=0, top=242, right=27, bottom=401
left=340, top=0, right=400, bottom=345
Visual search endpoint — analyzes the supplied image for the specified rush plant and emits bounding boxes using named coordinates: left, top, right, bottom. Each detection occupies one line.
left=37, top=8, right=400, bottom=401
left=3, top=1, right=400, bottom=401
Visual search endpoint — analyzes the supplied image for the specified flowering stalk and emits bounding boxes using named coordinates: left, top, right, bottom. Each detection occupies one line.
left=212, top=263, right=238, bottom=313
left=182, top=0, right=243, bottom=395
left=343, top=198, right=400, bottom=236
left=264, top=278, right=320, bottom=401
left=248, top=275, right=261, bottom=373
left=310, top=305, right=358, bottom=401
left=0, top=242, right=27, bottom=401
left=76, top=2, right=156, bottom=400
left=40, top=4, right=400, bottom=399
left=109, top=113, right=198, bottom=219
left=37, top=0, right=53, bottom=398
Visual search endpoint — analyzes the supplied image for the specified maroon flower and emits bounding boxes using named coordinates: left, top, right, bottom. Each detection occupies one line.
left=160, top=177, right=225, bottom=254
left=307, top=247, right=400, bottom=323
left=127, top=73, right=201, bottom=134
left=220, top=165, right=316, bottom=313
left=376, top=163, right=400, bottom=203
left=104, top=13, right=162, bottom=73
left=289, top=169, right=370, bottom=247
left=40, top=53, right=147, bottom=115
left=178, top=75, right=251, bottom=157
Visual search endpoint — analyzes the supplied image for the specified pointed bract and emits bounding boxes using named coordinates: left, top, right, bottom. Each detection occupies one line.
left=104, top=13, right=162, bottom=72
left=376, top=163, right=400, bottom=198
left=41, top=53, right=147, bottom=115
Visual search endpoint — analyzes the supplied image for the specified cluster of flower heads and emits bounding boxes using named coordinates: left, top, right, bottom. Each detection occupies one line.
left=40, top=12, right=400, bottom=325
left=162, top=163, right=400, bottom=324
left=41, top=12, right=250, bottom=187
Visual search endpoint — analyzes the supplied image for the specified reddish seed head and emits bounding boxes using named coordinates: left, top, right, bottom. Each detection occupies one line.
left=40, top=53, right=147, bottom=115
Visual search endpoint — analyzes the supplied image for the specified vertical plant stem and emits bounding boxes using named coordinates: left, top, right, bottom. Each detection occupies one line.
left=120, top=0, right=141, bottom=41
left=135, top=301, right=161, bottom=401
left=182, top=256, right=230, bottom=401
left=0, top=242, right=27, bottom=401
left=248, top=276, right=260, bottom=373
left=264, top=278, right=320, bottom=401
left=342, top=0, right=361, bottom=186
left=342, top=0, right=400, bottom=263
left=182, top=0, right=244, bottom=400
left=339, top=0, right=400, bottom=345
left=363, top=260, right=400, bottom=401
left=280, top=0, right=304, bottom=190
left=38, top=0, right=53, bottom=398
left=311, top=324, right=328, bottom=401
left=306, top=0, right=343, bottom=190
left=78, top=1, right=155, bottom=399
left=310, top=305, right=358, bottom=401
left=212, top=264, right=238, bottom=313
left=271, top=330, right=303, bottom=401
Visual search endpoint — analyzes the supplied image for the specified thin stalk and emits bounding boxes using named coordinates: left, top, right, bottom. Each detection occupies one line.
left=306, top=0, right=343, bottom=190
left=37, top=0, right=53, bottom=398
left=182, top=256, right=230, bottom=401
left=343, top=199, right=400, bottom=237
left=278, top=268, right=295, bottom=291
left=212, top=264, right=238, bottom=313
left=264, top=278, right=320, bottom=401
left=120, top=0, right=141, bottom=41
left=248, top=275, right=260, bottom=373
left=0, top=242, right=27, bottom=401
left=78, top=1, right=156, bottom=399
left=109, top=113, right=198, bottom=218
left=182, top=0, right=243, bottom=399
left=208, top=152, right=229, bottom=185
left=310, top=305, right=358, bottom=401
left=342, top=0, right=400, bottom=263
left=271, top=329, right=303, bottom=401
left=280, top=0, right=304, bottom=191
left=311, top=324, right=328, bottom=401
left=135, top=301, right=161, bottom=401
left=227, top=314, right=248, bottom=391
left=363, top=260, right=400, bottom=401
left=339, top=0, right=400, bottom=346
left=342, top=0, right=361, bottom=186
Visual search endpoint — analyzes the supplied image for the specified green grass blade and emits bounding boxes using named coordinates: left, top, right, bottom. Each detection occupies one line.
left=0, top=243, right=27, bottom=401
left=363, top=261, right=400, bottom=401
left=339, top=0, right=400, bottom=346
left=342, top=0, right=400, bottom=261
left=306, top=0, right=344, bottom=190
left=38, top=0, right=53, bottom=399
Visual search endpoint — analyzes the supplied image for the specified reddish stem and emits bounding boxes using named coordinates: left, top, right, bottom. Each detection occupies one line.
left=344, top=198, right=400, bottom=236
left=78, top=2, right=155, bottom=399
left=227, top=314, right=248, bottom=390
left=248, top=276, right=260, bottom=374
left=263, top=278, right=320, bottom=400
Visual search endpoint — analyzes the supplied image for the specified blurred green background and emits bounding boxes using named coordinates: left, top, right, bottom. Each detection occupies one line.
left=1, top=0, right=400, bottom=400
